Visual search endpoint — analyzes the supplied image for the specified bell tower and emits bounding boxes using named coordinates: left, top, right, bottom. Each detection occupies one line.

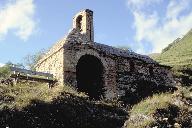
left=73, top=9, right=94, bottom=42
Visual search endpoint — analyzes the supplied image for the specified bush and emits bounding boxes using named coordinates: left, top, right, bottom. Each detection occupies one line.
left=0, top=65, right=11, bottom=79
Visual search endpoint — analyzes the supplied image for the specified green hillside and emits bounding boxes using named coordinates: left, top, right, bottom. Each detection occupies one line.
left=155, top=29, right=192, bottom=68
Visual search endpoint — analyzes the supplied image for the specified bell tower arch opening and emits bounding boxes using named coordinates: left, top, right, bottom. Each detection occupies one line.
left=73, top=9, right=94, bottom=42
left=76, top=15, right=83, bottom=32
left=76, top=55, right=104, bottom=100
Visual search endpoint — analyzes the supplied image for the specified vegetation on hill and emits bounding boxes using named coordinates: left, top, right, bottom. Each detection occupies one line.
left=148, top=53, right=160, bottom=60
left=0, top=65, right=11, bottom=79
left=0, top=82, right=127, bottom=128
left=154, top=29, right=192, bottom=68
left=125, top=87, right=192, bottom=128
left=142, top=29, right=192, bottom=128
left=0, top=82, right=76, bottom=109
left=150, top=29, right=192, bottom=86
left=0, top=62, right=24, bottom=79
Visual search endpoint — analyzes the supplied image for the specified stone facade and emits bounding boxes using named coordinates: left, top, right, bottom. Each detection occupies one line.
left=35, top=9, right=174, bottom=100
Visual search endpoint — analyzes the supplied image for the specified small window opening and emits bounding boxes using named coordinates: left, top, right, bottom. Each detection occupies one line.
left=76, top=15, right=83, bottom=32
left=149, top=66, right=153, bottom=76
left=130, top=60, right=135, bottom=72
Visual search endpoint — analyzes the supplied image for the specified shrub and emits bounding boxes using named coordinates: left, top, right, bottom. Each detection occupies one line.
left=126, top=93, right=173, bottom=128
left=0, top=65, right=11, bottom=79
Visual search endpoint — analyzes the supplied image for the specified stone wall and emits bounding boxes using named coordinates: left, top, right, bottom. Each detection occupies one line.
left=62, top=42, right=118, bottom=99
left=115, top=56, right=174, bottom=103
left=35, top=38, right=66, bottom=85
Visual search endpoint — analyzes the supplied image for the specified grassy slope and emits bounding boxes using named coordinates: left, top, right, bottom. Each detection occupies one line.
left=151, top=29, right=192, bottom=85
left=154, top=29, right=192, bottom=68
left=0, top=82, right=81, bottom=109
left=0, top=82, right=127, bottom=128
left=148, top=53, right=160, bottom=60
left=125, top=87, right=192, bottom=128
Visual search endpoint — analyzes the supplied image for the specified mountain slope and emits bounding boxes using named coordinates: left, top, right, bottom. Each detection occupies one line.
left=155, top=29, right=192, bottom=68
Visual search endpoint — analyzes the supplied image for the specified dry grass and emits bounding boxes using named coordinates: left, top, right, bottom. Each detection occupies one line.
left=130, top=93, right=173, bottom=116
left=126, top=93, right=173, bottom=128
left=0, top=82, right=127, bottom=128
left=126, top=86, right=192, bottom=128
left=0, top=82, right=86, bottom=110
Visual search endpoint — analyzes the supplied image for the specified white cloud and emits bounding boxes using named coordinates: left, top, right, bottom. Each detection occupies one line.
left=166, top=0, right=189, bottom=19
left=0, top=0, right=36, bottom=41
left=133, top=12, right=158, bottom=42
left=127, top=0, right=192, bottom=53
left=127, top=0, right=162, bottom=10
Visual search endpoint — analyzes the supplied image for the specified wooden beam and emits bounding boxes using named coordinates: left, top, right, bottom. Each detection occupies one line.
left=10, top=74, right=57, bottom=88
left=10, top=67, right=53, bottom=78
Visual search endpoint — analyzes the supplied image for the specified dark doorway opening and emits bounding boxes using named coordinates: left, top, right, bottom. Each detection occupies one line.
left=76, top=55, right=104, bottom=100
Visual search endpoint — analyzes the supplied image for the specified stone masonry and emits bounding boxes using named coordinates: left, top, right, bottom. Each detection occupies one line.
left=35, top=9, right=174, bottom=100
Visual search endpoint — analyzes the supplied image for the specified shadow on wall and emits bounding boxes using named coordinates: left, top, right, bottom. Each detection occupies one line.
left=121, top=80, right=177, bottom=105
left=0, top=92, right=128, bottom=128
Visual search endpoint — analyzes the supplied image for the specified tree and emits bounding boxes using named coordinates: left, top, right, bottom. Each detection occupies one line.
left=0, top=65, right=11, bottom=79
left=5, top=61, right=24, bottom=68
left=24, top=49, right=46, bottom=70
left=115, top=45, right=134, bottom=52
left=0, top=62, right=24, bottom=79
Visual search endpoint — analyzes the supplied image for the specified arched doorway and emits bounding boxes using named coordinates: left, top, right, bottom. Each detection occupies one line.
left=76, top=55, right=104, bottom=100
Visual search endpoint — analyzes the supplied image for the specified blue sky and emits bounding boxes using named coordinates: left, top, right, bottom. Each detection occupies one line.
left=0, top=0, right=192, bottom=66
